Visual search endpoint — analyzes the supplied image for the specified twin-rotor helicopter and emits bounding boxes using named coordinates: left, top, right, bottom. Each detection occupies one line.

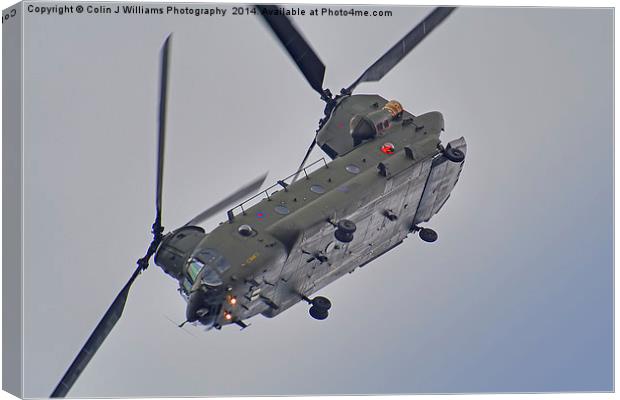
left=51, top=5, right=465, bottom=397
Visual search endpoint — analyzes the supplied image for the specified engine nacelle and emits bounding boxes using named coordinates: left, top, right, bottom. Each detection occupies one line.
left=317, top=95, right=407, bottom=158
left=350, top=100, right=403, bottom=145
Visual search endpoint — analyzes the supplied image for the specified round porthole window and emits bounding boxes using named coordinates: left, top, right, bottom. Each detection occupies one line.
left=238, top=224, right=253, bottom=237
left=345, top=164, right=361, bottom=174
left=274, top=205, right=290, bottom=215
left=310, top=184, right=325, bottom=194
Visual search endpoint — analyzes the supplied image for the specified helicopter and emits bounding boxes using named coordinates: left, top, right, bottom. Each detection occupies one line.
left=51, top=5, right=465, bottom=398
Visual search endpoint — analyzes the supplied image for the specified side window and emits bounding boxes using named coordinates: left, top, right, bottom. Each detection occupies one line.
left=181, top=279, right=192, bottom=295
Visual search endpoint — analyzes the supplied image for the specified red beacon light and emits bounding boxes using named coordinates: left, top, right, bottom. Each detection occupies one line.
left=381, top=142, right=395, bottom=155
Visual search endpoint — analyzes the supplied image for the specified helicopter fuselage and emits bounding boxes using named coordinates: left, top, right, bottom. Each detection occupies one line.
left=154, top=94, right=466, bottom=329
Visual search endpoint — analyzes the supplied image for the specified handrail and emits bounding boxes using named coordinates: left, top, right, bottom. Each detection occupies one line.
left=226, top=157, right=328, bottom=223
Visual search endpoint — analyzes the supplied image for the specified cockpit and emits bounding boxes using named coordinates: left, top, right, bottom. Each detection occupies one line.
left=154, top=227, right=236, bottom=329
left=179, top=249, right=230, bottom=297
left=180, top=258, right=203, bottom=295
left=178, top=248, right=232, bottom=329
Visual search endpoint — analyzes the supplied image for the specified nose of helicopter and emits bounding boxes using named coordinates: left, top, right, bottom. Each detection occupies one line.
left=186, top=291, right=203, bottom=322
left=185, top=286, right=226, bottom=328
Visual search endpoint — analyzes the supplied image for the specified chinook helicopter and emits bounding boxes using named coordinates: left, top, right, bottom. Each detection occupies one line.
left=51, top=5, right=465, bottom=397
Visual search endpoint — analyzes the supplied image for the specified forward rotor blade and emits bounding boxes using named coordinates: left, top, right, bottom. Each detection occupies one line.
left=184, top=172, right=268, bottom=226
left=52, top=35, right=173, bottom=398
left=291, top=137, right=317, bottom=183
left=256, top=4, right=326, bottom=96
left=155, top=34, right=172, bottom=225
left=51, top=266, right=143, bottom=398
left=347, top=7, right=455, bottom=93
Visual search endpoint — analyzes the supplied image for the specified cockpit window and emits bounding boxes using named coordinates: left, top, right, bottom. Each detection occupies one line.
left=201, top=268, right=223, bottom=287
left=187, top=259, right=204, bottom=283
left=184, top=249, right=230, bottom=288
left=196, top=249, right=231, bottom=274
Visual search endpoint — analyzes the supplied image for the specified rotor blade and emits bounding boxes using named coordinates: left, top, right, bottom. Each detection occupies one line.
left=291, top=137, right=317, bottom=183
left=256, top=4, right=326, bottom=96
left=155, top=34, right=172, bottom=225
left=51, top=266, right=143, bottom=398
left=184, top=172, right=268, bottom=226
left=347, top=7, right=456, bottom=93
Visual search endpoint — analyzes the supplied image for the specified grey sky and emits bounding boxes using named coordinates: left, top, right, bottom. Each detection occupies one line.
left=18, top=4, right=612, bottom=397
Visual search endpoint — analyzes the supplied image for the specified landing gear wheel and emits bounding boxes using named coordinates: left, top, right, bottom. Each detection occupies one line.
left=337, top=219, right=357, bottom=234
left=444, top=147, right=465, bottom=163
left=311, top=296, right=332, bottom=310
left=335, top=230, right=354, bottom=243
left=309, top=305, right=329, bottom=320
left=419, top=228, right=438, bottom=243
left=335, top=219, right=356, bottom=243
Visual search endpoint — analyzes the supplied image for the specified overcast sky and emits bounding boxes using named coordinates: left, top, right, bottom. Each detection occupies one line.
left=15, top=3, right=613, bottom=397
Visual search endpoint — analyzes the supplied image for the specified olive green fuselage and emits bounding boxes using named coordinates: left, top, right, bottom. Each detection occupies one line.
left=154, top=94, right=466, bottom=329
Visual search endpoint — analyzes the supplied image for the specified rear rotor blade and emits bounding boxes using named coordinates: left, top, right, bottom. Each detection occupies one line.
left=346, top=7, right=456, bottom=93
left=50, top=266, right=143, bottom=398
left=256, top=4, right=326, bottom=96
left=184, top=172, right=268, bottom=226
left=155, top=34, right=172, bottom=225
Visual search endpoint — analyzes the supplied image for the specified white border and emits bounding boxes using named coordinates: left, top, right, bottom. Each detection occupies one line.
left=0, top=1, right=615, bottom=400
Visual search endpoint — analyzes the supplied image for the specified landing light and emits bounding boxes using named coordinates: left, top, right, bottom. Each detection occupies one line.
left=224, top=312, right=233, bottom=321
left=229, top=296, right=237, bottom=305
